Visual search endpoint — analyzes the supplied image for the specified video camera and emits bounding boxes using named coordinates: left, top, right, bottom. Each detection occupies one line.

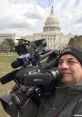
left=11, top=38, right=47, bottom=68
left=0, top=39, right=61, bottom=117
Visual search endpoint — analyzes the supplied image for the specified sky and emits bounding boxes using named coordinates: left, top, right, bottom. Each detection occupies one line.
left=0, top=0, right=82, bottom=36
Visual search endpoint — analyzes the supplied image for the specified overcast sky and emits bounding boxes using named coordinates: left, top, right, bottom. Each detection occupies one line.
left=0, top=0, right=82, bottom=36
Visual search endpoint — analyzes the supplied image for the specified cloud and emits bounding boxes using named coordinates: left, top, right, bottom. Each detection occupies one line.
left=37, top=0, right=54, bottom=8
left=52, top=0, right=82, bottom=35
left=8, top=0, right=35, bottom=4
left=0, top=0, right=82, bottom=35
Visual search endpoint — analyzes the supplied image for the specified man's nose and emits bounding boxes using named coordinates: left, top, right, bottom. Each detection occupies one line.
left=59, top=62, right=69, bottom=69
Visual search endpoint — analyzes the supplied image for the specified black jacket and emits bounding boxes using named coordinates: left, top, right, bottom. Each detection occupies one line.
left=19, top=83, right=82, bottom=117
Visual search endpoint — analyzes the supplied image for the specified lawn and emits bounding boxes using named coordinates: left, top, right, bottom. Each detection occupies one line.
left=0, top=52, right=18, bottom=117
left=0, top=52, right=47, bottom=117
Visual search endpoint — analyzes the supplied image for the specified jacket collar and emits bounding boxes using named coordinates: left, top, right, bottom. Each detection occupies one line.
left=57, top=81, right=82, bottom=92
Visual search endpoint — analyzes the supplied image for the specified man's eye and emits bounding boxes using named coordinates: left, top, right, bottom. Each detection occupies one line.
left=68, top=61, right=78, bottom=64
left=58, top=61, right=63, bottom=65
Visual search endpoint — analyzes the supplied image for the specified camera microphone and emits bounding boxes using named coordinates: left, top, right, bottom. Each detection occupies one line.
left=11, top=53, right=32, bottom=68
left=0, top=69, right=19, bottom=84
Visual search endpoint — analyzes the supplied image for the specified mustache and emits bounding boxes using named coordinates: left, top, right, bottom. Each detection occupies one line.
left=61, top=70, right=71, bottom=74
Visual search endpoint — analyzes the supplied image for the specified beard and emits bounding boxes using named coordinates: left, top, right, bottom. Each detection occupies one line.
left=61, top=74, right=74, bottom=84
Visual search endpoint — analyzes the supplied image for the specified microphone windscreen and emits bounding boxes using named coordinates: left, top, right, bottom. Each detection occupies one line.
left=0, top=70, right=19, bottom=84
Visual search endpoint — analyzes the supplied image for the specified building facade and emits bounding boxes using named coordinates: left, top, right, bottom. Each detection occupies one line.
left=23, top=6, right=73, bottom=49
left=0, top=33, right=21, bottom=45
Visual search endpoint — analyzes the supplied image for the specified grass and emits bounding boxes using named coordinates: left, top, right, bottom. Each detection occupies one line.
left=0, top=52, right=18, bottom=77
left=0, top=52, right=47, bottom=117
left=0, top=52, right=18, bottom=117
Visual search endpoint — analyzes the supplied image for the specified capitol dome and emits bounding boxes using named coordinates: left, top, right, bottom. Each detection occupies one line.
left=43, top=6, right=61, bottom=32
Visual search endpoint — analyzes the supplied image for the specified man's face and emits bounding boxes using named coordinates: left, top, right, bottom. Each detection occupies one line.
left=58, top=54, right=82, bottom=85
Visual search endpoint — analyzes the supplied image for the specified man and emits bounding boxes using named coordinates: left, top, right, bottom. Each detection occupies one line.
left=19, top=47, right=82, bottom=117
left=58, top=47, right=82, bottom=85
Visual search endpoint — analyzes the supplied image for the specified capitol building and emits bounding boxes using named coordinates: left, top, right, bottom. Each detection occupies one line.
left=0, top=6, right=73, bottom=49
left=23, top=6, right=73, bottom=49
